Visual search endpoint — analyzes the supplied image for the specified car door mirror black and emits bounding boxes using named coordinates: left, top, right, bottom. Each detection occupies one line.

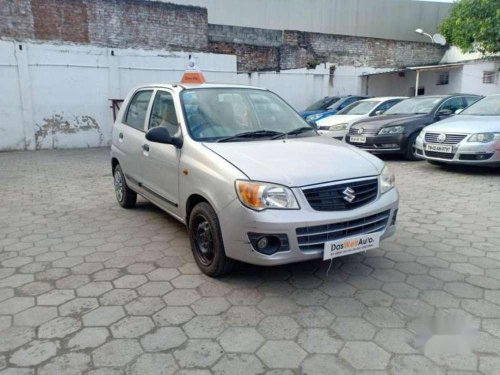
left=436, top=108, right=453, bottom=118
left=145, top=127, right=183, bottom=148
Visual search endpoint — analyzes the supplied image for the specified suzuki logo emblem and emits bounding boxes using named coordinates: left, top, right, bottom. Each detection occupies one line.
left=343, top=187, right=356, bottom=203
left=357, top=128, right=364, bottom=135
left=437, top=133, right=446, bottom=143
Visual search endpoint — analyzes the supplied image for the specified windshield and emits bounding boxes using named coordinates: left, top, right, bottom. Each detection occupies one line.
left=460, top=96, right=500, bottom=116
left=338, top=100, right=379, bottom=115
left=181, top=88, right=313, bottom=142
left=305, top=97, right=340, bottom=111
left=384, top=97, right=442, bottom=115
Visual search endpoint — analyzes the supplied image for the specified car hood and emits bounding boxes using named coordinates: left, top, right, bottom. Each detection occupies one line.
left=424, top=115, right=500, bottom=133
left=203, top=136, right=383, bottom=187
left=352, top=114, right=429, bottom=130
left=317, top=114, right=366, bottom=127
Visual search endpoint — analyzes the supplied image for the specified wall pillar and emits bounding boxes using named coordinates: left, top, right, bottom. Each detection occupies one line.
left=14, top=42, right=36, bottom=150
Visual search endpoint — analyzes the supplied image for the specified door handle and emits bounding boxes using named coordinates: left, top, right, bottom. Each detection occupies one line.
left=118, top=132, right=123, bottom=139
left=142, top=144, right=149, bottom=152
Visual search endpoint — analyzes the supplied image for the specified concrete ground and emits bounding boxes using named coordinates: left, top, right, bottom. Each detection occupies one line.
left=0, top=148, right=499, bottom=375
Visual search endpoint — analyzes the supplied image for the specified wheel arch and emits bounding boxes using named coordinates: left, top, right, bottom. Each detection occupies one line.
left=185, top=193, right=211, bottom=227
left=111, top=157, right=120, bottom=173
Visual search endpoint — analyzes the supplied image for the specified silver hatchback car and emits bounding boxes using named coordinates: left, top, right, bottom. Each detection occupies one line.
left=111, top=83, right=399, bottom=276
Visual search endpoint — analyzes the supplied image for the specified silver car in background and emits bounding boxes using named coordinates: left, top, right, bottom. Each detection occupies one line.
left=415, top=94, right=500, bottom=166
left=111, top=83, right=399, bottom=276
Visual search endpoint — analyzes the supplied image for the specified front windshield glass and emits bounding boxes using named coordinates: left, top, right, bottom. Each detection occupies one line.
left=338, top=101, right=379, bottom=115
left=306, top=97, right=340, bottom=111
left=181, top=88, right=313, bottom=142
left=384, top=97, right=442, bottom=115
left=460, top=96, right=500, bottom=116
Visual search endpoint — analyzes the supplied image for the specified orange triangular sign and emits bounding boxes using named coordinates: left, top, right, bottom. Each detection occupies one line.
left=181, top=56, right=206, bottom=84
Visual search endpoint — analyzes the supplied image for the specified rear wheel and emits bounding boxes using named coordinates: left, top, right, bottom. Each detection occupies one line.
left=188, top=202, right=234, bottom=277
left=113, top=165, right=137, bottom=208
left=404, top=133, right=420, bottom=161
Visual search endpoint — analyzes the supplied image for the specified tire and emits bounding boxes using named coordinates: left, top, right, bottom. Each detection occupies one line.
left=188, top=202, right=234, bottom=277
left=113, top=164, right=137, bottom=208
left=404, top=132, right=420, bottom=161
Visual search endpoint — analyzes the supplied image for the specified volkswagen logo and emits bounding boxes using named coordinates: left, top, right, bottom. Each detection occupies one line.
left=357, top=127, right=364, bottom=135
left=437, top=133, right=446, bottom=143
left=342, top=187, right=356, bottom=203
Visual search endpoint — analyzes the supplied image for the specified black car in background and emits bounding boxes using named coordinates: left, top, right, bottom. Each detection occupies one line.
left=345, top=94, right=481, bottom=160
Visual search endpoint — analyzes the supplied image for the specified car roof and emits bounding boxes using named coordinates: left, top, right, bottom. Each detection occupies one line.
left=137, top=83, right=268, bottom=91
left=359, top=96, right=407, bottom=102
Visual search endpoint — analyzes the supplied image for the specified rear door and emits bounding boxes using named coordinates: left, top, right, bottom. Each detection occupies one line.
left=140, top=89, right=181, bottom=214
left=117, top=89, right=153, bottom=186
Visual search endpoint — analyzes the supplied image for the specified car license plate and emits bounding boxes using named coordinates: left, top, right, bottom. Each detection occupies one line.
left=425, top=144, right=453, bottom=153
left=323, top=232, right=381, bottom=260
left=350, top=136, right=366, bottom=143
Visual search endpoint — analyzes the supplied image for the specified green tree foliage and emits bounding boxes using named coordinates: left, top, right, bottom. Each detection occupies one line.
left=438, top=0, right=500, bottom=53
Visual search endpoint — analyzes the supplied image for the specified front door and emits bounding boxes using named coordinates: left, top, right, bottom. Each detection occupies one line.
left=118, top=89, right=153, bottom=186
left=141, top=89, right=181, bottom=214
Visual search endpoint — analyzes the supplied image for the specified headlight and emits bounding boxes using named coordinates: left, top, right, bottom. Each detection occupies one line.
left=306, top=113, right=323, bottom=122
left=378, top=126, right=404, bottom=135
left=329, top=123, right=348, bottom=131
left=468, top=133, right=500, bottom=143
left=235, top=180, right=299, bottom=211
left=379, top=165, right=395, bottom=194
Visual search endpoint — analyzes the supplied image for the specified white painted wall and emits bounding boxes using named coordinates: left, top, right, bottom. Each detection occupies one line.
left=461, top=61, right=500, bottom=96
left=0, top=40, right=376, bottom=151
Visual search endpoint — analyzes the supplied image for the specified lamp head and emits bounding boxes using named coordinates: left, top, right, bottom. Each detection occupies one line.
left=415, top=28, right=424, bottom=34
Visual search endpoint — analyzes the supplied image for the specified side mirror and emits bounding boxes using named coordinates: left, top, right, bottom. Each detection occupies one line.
left=436, top=108, right=453, bottom=118
left=375, top=110, right=383, bottom=115
left=146, top=127, right=183, bottom=148
left=455, top=108, right=463, bottom=114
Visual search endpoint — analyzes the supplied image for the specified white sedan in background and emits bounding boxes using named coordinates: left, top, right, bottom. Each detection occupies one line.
left=415, top=94, right=500, bottom=167
left=316, top=97, right=407, bottom=139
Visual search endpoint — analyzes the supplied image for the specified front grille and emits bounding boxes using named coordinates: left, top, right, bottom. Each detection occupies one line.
left=424, top=150, right=455, bottom=160
left=303, top=178, right=378, bottom=211
left=296, top=210, right=391, bottom=251
left=349, top=128, right=378, bottom=135
left=425, top=133, right=467, bottom=144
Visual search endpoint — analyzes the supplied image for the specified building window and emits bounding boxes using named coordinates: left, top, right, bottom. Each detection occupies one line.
left=483, top=71, right=497, bottom=84
left=436, top=71, right=449, bottom=85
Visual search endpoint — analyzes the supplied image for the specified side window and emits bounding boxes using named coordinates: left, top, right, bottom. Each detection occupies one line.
left=439, top=97, right=465, bottom=113
left=338, top=98, right=355, bottom=110
left=124, top=90, right=153, bottom=131
left=148, top=91, right=180, bottom=136
left=373, top=101, right=391, bottom=114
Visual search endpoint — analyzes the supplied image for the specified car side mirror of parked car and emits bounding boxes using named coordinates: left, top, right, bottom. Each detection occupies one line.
left=436, top=108, right=453, bottom=118
left=454, top=108, right=463, bottom=114
left=375, top=110, right=383, bottom=115
left=146, top=126, right=183, bottom=148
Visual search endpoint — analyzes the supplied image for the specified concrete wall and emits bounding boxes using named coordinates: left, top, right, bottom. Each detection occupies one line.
left=1, top=40, right=380, bottom=151
left=461, top=61, right=500, bottom=96
left=172, top=0, right=451, bottom=43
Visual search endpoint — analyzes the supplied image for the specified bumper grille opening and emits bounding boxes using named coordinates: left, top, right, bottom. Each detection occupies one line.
left=459, top=153, right=494, bottom=161
left=296, top=210, right=391, bottom=252
left=424, top=150, right=455, bottom=160
left=303, top=178, right=378, bottom=211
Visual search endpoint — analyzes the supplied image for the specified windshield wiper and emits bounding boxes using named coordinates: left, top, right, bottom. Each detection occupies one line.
left=271, top=126, right=316, bottom=139
left=216, top=130, right=285, bottom=143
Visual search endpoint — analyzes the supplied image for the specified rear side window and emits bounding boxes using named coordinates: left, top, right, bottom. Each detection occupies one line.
left=124, top=90, right=153, bottom=131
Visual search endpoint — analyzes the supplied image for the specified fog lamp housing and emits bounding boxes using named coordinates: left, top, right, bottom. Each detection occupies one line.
left=248, top=233, right=289, bottom=255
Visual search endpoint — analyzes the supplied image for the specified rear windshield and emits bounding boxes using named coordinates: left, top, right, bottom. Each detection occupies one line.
left=306, top=97, right=340, bottom=111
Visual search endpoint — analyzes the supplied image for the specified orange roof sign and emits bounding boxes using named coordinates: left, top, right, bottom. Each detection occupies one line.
left=181, top=56, right=206, bottom=84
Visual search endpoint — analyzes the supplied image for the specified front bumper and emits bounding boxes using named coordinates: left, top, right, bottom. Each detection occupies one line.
left=218, top=187, right=399, bottom=266
left=415, top=137, right=500, bottom=166
left=345, top=133, right=405, bottom=153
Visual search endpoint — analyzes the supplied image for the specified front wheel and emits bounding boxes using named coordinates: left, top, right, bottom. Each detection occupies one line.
left=404, top=133, right=420, bottom=161
left=188, top=202, right=234, bottom=277
left=113, top=165, right=137, bottom=208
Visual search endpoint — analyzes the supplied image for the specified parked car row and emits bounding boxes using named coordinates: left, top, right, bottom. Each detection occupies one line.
left=303, top=93, right=498, bottom=166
